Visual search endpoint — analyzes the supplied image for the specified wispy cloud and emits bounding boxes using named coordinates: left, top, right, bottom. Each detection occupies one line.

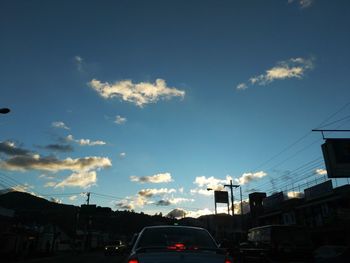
left=74, top=56, right=84, bottom=72
left=52, top=121, right=70, bottom=130
left=235, top=171, right=267, bottom=185
left=167, top=208, right=212, bottom=219
left=89, top=78, right=185, bottom=107
left=119, top=152, right=126, bottom=158
left=288, top=0, right=314, bottom=9
left=130, top=173, right=173, bottom=184
left=66, top=134, right=106, bottom=146
left=40, top=144, right=73, bottom=152
left=236, top=57, right=314, bottom=90
left=114, top=115, right=127, bottom=125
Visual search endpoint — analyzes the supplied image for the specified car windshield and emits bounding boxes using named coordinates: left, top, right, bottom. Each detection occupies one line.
left=136, top=227, right=217, bottom=249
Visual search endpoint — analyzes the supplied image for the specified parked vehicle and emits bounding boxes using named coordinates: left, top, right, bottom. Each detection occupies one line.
left=126, top=225, right=233, bottom=263
left=240, top=225, right=313, bottom=263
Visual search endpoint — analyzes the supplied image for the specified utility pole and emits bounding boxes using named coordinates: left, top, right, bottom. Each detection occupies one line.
left=224, top=180, right=239, bottom=216
left=86, top=192, right=90, bottom=205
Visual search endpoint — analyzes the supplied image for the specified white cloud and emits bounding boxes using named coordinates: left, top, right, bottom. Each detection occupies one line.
left=52, top=121, right=70, bottom=130
left=288, top=0, right=314, bottom=9
left=89, top=78, right=185, bottom=107
left=237, top=57, right=314, bottom=90
left=315, top=168, right=327, bottom=175
left=156, top=197, right=194, bottom=206
left=236, top=83, right=248, bottom=90
left=130, top=173, right=173, bottom=184
left=115, top=195, right=151, bottom=210
left=235, top=171, right=267, bottom=185
left=119, top=152, right=126, bottom=158
left=11, top=183, right=35, bottom=194
left=138, top=188, right=176, bottom=198
left=193, top=175, right=232, bottom=188
left=66, top=134, right=106, bottom=146
left=178, top=187, right=184, bottom=193
left=191, top=188, right=221, bottom=196
left=53, top=171, right=97, bottom=189
left=69, top=195, right=78, bottom=201
left=233, top=199, right=250, bottom=214
left=114, top=115, right=127, bottom=125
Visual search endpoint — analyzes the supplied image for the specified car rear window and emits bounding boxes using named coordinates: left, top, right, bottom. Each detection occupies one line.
left=136, top=227, right=217, bottom=249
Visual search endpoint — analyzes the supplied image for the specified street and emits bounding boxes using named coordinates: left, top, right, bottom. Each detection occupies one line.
left=13, top=251, right=127, bottom=263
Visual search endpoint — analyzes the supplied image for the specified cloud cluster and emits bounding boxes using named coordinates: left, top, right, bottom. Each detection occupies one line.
left=191, top=175, right=231, bottom=196
left=130, top=173, right=173, bottom=184
left=0, top=141, right=112, bottom=189
left=0, top=155, right=111, bottom=172
left=167, top=208, right=212, bottom=219
left=52, top=121, right=70, bottom=130
left=237, top=57, right=314, bottom=90
left=235, top=171, right=267, bottom=185
left=0, top=141, right=32, bottom=156
left=66, top=135, right=106, bottom=146
left=89, top=78, right=185, bottom=107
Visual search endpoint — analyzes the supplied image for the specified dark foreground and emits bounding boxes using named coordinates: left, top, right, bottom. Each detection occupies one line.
left=8, top=251, right=127, bottom=263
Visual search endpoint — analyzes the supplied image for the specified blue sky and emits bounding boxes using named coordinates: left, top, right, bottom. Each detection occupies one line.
left=1, top=0, right=350, bottom=217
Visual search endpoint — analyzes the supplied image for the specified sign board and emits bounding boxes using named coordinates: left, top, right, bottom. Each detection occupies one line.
left=263, top=192, right=284, bottom=208
left=304, top=180, right=333, bottom=201
left=214, top=190, right=229, bottom=204
left=322, top=139, right=350, bottom=178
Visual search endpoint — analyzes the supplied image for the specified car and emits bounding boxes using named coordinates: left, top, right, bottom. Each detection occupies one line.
left=240, top=225, right=313, bottom=263
left=126, top=225, right=233, bottom=263
left=104, top=240, right=126, bottom=256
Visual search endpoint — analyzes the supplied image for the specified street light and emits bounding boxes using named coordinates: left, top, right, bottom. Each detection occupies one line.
left=0, top=108, right=10, bottom=114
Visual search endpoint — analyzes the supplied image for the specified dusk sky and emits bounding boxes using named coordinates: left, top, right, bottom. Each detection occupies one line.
left=1, top=0, right=350, bottom=217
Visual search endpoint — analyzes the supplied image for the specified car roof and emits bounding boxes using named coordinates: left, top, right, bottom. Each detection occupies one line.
left=141, top=225, right=207, bottom=231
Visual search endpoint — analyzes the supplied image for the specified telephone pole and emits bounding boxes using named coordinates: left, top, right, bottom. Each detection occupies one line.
left=86, top=192, right=90, bottom=205
left=224, top=180, right=239, bottom=216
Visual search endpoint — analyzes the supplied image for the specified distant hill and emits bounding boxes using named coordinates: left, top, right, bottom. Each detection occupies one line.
left=0, top=191, right=177, bottom=238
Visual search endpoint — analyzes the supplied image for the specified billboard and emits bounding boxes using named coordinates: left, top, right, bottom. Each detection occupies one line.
left=214, top=190, right=229, bottom=204
left=322, top=139, right=350, bottom=178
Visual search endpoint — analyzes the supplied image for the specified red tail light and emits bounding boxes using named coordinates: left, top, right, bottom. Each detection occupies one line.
left=128, top=259, right=139, bottom=263
left=225, top=258, right=233, bottom=263
left=167, top=243, right=186, bottom=250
